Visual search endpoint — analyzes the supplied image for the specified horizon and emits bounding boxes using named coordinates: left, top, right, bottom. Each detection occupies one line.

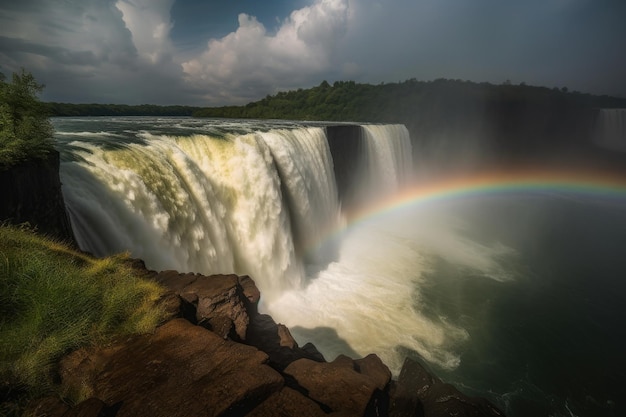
left=2, top=0, right=625, bottom=106
left=41, top=77, right=626, bottom=108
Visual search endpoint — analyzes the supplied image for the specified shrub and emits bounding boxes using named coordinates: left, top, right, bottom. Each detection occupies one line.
left=0, top=69, right=54, bottom=169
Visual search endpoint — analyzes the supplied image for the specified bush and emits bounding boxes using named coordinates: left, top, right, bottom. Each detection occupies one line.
left=0, top=69, right=54, bottom=169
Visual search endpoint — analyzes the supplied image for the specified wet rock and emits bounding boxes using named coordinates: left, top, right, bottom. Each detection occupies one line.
left=246, top=314, right=325, bottom=370
left=283, top=354, right=390, bottom=416
left=389, top=358, right=504, bottom=417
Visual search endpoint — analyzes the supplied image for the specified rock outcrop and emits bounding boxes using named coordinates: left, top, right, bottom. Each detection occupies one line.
left=388, top=358, right=504, bottom=417
left=0, top=150, right=74, bottom=243
left=29, top=271, right=504, bottom=417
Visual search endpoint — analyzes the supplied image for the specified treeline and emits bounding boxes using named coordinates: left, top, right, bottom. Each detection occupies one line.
left=45, top=102, right=201, bottom=117
left=194, top=79, right=626, bottom=162
left=193, top=78, right=626, bottom=123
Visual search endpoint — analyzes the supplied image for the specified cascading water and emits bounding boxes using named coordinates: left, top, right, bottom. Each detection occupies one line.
left=58, top=120, right=413, bottom=298
left=593, top=108, right=626, bottom=151
left=59, top=120, right=354, bottom=300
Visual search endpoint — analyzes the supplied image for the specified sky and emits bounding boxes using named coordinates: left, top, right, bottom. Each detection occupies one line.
left=1, top=0, right=625, bottom=106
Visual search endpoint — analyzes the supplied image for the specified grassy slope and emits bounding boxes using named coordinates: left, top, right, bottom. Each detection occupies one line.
left=0, top=225, right=167, bottom=413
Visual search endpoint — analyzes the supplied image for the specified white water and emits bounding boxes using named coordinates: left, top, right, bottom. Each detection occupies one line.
left=62, top=126, right=345, bottom=300
left=58, top=118, right=512, bottom=375
left=594, top=109, right=626, bottom=152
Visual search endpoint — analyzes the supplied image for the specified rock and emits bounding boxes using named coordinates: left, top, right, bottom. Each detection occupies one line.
left=389, top=358, right=504, bottom=417
left=155, top=271, right=253, bottom=340
left=23, top=396, right=70, bottom=417
left=238, top=274, right=261, bottom=312
left=246, top=387, right=328, bottom=417
left=246, top=314, right=325, bottom=370
left=300, top=342, right=326, bottom=362
left=59, top=318, right=284, bottom=417
left=277, top=324, right=298, bottom=349
left=50, top=270, right=504, bottom=417
left=0, top=150, right=75, bottom=243
left=283, top=355, right=390, bottom=416
left=62, top=397, right=109, bottom=417
left=355, top=354, right=393, bottom=391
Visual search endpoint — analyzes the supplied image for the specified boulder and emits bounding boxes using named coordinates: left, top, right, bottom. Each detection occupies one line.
left=246, top=387, right=328, bottom=417
left=58, top=318, right=284, bottom=417
left=245, top=314, right=326, bottom=370
left=389, top=358, right=504, bottom=417
left=22, top=396, right=70, bottom=417
left=155, top=271, right=253, bottom=340
left=283, top=354, right=391, bottom=416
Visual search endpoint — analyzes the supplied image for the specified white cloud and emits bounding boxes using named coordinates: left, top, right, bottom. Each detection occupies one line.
left=115, top=0, right=175, bottom=64
left=182, top=0, right=349, bottom=104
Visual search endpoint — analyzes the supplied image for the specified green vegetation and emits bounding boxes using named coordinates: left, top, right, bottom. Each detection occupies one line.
left=0, top=225, right=167, bottom=412
left=194, top=79, right=626, bottom=161
left=193, top=78, right=626, bottom=123
left=0, top=70, right=54, bottom=169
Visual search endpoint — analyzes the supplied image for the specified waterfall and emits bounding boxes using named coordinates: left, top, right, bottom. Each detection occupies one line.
left=58, top=119, right=412, bottom=301
left=360, top=124, right=413, bottom=197
left=593, top=109, right=626, bottom=152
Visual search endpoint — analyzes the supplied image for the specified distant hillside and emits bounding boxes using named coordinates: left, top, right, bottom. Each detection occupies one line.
left=193, top=78, right=626, bottom=122
left=195, top=79, right=626, bottom=169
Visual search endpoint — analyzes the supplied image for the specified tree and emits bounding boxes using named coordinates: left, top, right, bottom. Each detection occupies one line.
left=0, top=69, right=54, bottom=168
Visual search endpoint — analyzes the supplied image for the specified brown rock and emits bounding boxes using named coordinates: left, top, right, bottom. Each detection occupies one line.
left=58, top=341, right=128, bottom=401
left=283, top=355, right=390, bottom=416
left=355, top=354, right=392, bottom=391
left=389, top=358, right=505, bottom=417
left=238, top=275, right=261, bottom=306
left=63, top=397, right=108, bottom=417
left=247, top=387, right=327, bottom=417
left=23, top=396, right=69, bottom=417
left=277, top=324, right=298, bottom=349
left=155, top=272, right=253, bottom=340
left=246, top=314, right=325, bottom=370
left=59, top=319, right=283, bottom=417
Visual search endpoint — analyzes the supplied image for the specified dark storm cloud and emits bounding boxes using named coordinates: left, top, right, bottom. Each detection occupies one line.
left=0, top=36, right=98, bottom=67
left=0, top=0, right=624, bottom=104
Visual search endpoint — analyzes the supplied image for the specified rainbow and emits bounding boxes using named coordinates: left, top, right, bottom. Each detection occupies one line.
left=312, top=168, right=626, bottom=251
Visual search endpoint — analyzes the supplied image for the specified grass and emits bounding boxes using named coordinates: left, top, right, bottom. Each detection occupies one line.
left=0, top=225, right=168, bottom=413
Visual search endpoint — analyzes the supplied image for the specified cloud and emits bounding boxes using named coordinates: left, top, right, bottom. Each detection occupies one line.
left=0, top=0, right=624, bottom=104
left=0, top=0, right=194, bottom=104
left=182, top=0, right=349, bottom=104
left=114, top=0, right=175, bottom=64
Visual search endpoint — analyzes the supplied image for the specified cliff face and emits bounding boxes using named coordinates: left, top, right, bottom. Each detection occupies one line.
left=325, top=125, right=364, bottom=211
left=0, top=150, right=75, bottom=243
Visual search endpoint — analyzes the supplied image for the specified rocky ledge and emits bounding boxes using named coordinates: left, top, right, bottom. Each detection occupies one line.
left=28, top=265, right=504, bottom=417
